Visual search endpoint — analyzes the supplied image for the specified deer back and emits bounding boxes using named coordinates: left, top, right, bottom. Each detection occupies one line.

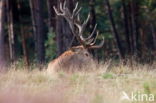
left=47, top=46, right=96, bottom=73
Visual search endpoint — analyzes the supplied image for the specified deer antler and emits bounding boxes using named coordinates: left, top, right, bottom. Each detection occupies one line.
left=53, top=1, right=104, bottom=49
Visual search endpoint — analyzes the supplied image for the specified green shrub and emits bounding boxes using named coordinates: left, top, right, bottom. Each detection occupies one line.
left=45, top=29, right=57, bottom=61
left=101, top=73, right=114, bottom=79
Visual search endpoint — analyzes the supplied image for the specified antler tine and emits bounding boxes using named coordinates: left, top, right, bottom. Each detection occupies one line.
left=80, top=14, right=90, bottom=35
left=71, top=2, right=82, bottom=19
left=77, top=14, right=80, bottom=22
left=74, top=7, right=82, bottom=18
left=74, top=23, right=82, bottom=36
left=74, top=14, right=90, bottom=39
left=90, top=31, right=99, bottom=46
left=63, top=0, right=67, bottom=10
left=53, top=1, right=65, bottom=16
left=85, top=38, right=95, bottom=45
left=84, top=14, right=91, bottom=24
left=89, top=37, right=105, bottom=49
left=74, top=15, right=96, bottom=45
left=59, top=2, right=63, bottom=12
left=72, top=2, right=79, bottom=18
left=84, top=31, right=98, bottom=46
left=85, top=23, right=97, bottom=41
left=53, top=6, right=62, bottom=16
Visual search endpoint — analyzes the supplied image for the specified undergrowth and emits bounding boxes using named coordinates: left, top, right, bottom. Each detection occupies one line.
left=0, top=61, right=156, bottom=103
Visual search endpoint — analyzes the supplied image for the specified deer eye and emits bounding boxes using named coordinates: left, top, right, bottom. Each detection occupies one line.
left=85, top=53, right=89, bottom=57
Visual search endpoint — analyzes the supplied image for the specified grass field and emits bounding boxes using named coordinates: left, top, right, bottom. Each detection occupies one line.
left=0, top=61, right=156, bottom=103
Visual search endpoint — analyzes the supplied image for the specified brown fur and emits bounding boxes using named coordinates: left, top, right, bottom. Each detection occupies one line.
left=47, top=46, right=96, bottom=73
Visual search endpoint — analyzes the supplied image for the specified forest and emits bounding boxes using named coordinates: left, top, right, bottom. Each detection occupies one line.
left=0, top=0, right=156, bottom=103
left=0, top=0, right=156, bottom=69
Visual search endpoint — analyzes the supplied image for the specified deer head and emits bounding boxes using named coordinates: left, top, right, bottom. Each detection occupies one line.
left=47, top=1, right=104, bottom=73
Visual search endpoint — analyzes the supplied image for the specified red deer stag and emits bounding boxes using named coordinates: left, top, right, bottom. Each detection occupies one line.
left=47, top=1, right=104, bottom=73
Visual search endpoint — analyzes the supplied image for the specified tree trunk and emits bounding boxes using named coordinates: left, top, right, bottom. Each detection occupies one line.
left=127, top=1, right=134, bottom=55
left=17, top=0, right=29, bottom=69
left=150, top=23, right=156, bottom=50
left=104, top=0, right=125, bottom=59
left=89, top=0, right=98, bottom=58
left=56, top=16, right=64, bottom=56
left=89, top=0, right=96, bottom=35
left=0, top=0, right=6, bottom=70
left=6, top=0, right=15, bottom=62
left=121, top=0, right=131, bottom=55
left=130, top=0, right=141, bottom=56
left=47, top=0, right=56, bottom=31
left=29, top=0, right=46, bottom=63
left=56, top=0, right=76, bottom=56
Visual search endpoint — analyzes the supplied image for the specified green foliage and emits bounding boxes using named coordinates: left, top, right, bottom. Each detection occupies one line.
left=101, top=72, right=114, bottom=79
left=11, top=58, right=25, bottom=70
left=70, top=74, right=79, bottom=84
left=45, top=29, right=57, bottom=61
left=143, top=82, right=151, bottom=94
left=58, top=71, right=65, bottom=78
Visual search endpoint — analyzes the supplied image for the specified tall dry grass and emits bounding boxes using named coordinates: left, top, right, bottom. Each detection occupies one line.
left=0, top=61, right=156, bottom=103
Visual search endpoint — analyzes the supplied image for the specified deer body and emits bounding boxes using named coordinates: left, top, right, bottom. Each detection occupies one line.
left=47, top=46, right=96, bottom=73
left=47, top=1, right=104, bottom=73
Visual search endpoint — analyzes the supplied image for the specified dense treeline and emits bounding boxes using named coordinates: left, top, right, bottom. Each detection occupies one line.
left=0, top=0, right=156, bottom=69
